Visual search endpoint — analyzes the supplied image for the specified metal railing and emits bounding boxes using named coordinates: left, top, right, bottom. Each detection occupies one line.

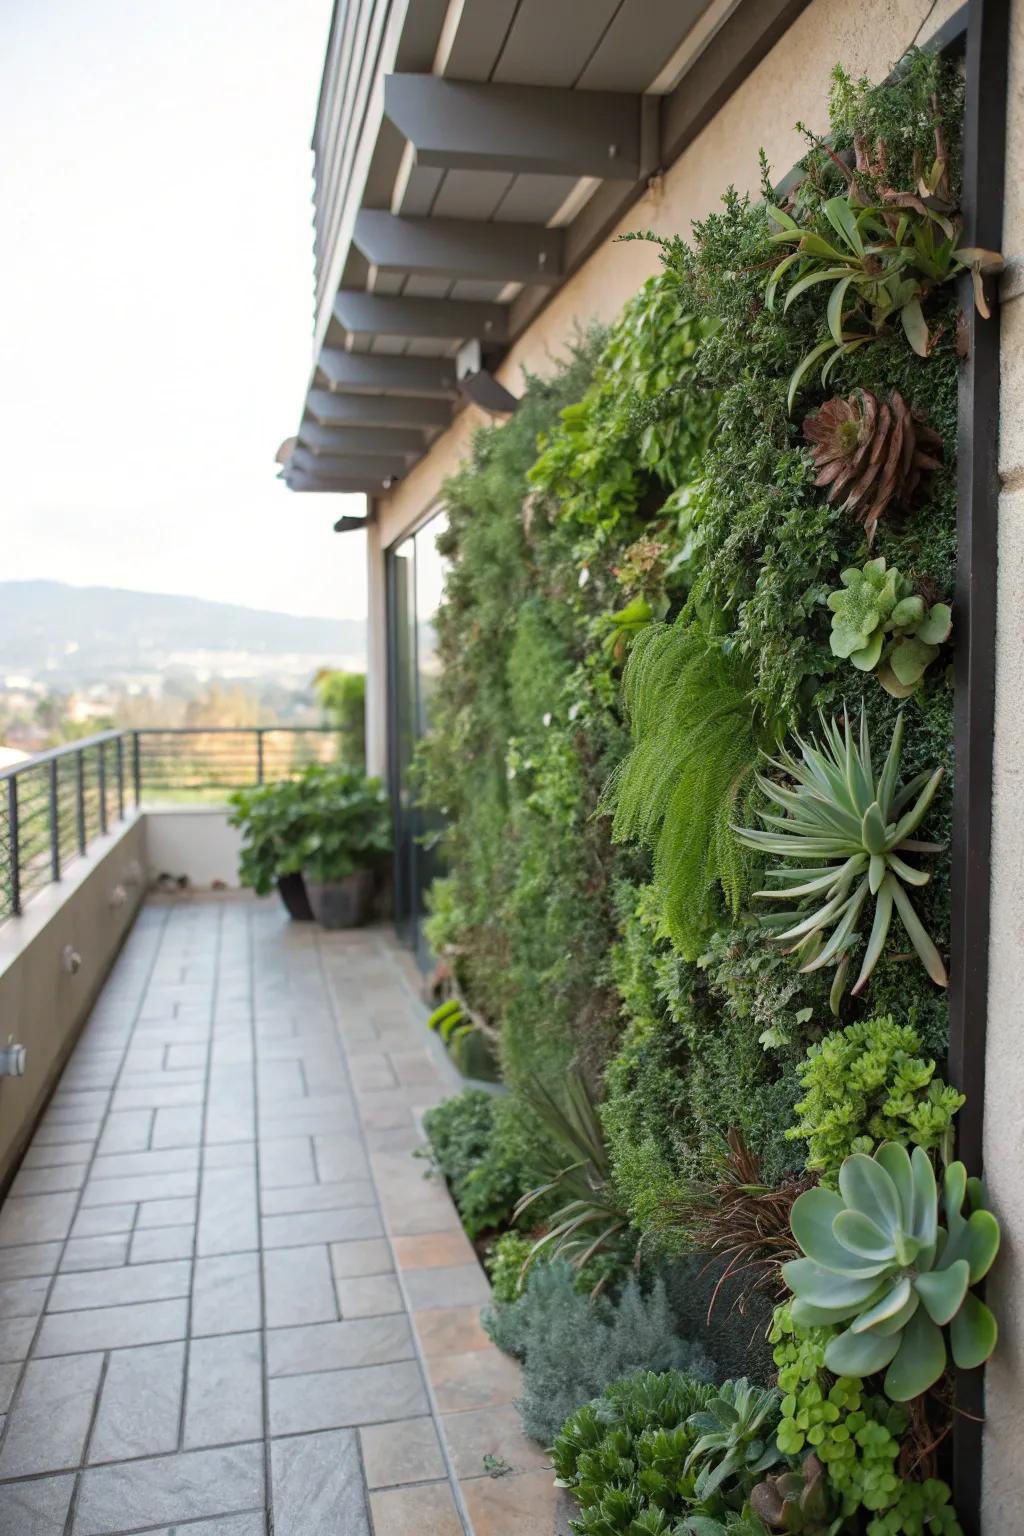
left=0, top=726, right=343, bottom=923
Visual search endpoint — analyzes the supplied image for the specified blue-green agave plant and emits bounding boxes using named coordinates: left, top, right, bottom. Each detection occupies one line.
left=783, top=1142, right=999, bottom=1402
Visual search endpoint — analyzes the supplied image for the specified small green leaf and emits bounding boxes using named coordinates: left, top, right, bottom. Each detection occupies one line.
left=900, top=297, right=930, bottom=356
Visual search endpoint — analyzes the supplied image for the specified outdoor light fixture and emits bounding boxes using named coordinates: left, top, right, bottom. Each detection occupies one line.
left=455, top=339, right=519, bottom=416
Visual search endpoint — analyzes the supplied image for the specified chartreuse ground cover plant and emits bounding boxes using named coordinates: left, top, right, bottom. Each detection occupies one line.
left=786, top=1016, right=963, bottom=1181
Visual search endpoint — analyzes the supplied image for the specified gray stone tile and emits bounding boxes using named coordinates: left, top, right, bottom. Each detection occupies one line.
left=271, top=1427, right=370, bottom=1536
left=35, top=1297, right=188, bottom=1357
left=0, top=1352, right=103, bottom=1477
left=139, top=1518, right=264, bottom=1536
left=0, top=1275, right=49, bottom=1321
left=266, top=1314, right=414, bottom=1376
left=129, top=1224, right=195, bottom=1264
left=0, top=1471, right=75, bottom=1535
left=9, top=1163, right=88, bottom=1197
left=263, top=1245, right=337, bottom=1329
left=269, top=1359, right=428, bottom=1435
left=48, top=1258, right=191, bottom=1312
left=88, top=1340, right=186, bottom=1464
left=96, top=1110, right=154, bottom=1155
left=192, top=1251, right=261, bottom=1337
left=81, top=1167, right=198, bottom=1207
left=0, top=1193, right=78, bottom=1247
left=197, top=1166, right=258, bottom=1256
left=330, top=1238, right=393, bottom=1279
left=32, top=1120, right=100, bottom=1147
left=110, top=1082, right=205, bottom=1112
left=0, top=1318, right=37, bottom=1363
left=73, top=1442, right=265, bottom=1534
left=260, top=1180, right=377, bottom=1216
left=314, top=1134, right=370, bottom=1183
left=258, top=1136, right=316, bottom=1188
left=184, top=1331, right=263, bottom=1446
left=0, top=1361, right=20, bottom=1413
left=92, top=1147, right=200, bottom=1180
left=70, top=1205, right=137, bottom=1239
left=135, top=1196, right=197, bottom=1230
left=19, top=1142, right=93, bottom=1170
left=262, top=1206, right=383, bottom=1250
left=151, top=1104, right=204, bottom=1147
left=360, top=1416, right=446, bottom=1489
left=166, top=1042, right=208, bottom=1070
left=61, top=1233, right=131, bottom=1272
left=337, top=1273, right=405, bottom=1318
left=204, top=1139, right=256, bottom=1169
left=403, top=1263, right=491, bottom=1312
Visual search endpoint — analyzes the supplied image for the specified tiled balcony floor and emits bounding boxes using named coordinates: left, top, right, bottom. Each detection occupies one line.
left=0, top=894, right=568, bottom=1536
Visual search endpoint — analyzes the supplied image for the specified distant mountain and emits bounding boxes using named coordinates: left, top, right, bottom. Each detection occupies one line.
left=0, top=581, right=365, bottom=684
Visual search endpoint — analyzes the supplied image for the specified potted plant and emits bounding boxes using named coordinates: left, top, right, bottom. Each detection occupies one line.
left=228, top=775, right=317, bottom=920
left=294, top=765, right=391, bottom=929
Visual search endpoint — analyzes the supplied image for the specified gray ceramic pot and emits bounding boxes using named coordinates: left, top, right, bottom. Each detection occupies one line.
left=304, top=869, right=375, bottom=929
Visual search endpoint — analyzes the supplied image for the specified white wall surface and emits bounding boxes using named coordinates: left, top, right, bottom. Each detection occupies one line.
left=144, top=808, right=244, bottom=890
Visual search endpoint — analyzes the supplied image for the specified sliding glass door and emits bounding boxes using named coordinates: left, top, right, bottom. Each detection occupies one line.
left=385, top=511, right=448, bottom=960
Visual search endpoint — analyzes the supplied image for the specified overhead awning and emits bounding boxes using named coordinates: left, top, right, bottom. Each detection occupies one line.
left=282, top=0, right=811, bottom=499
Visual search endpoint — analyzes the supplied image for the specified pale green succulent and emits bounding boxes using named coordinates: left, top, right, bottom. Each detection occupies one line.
left=827, top=557, right=951, bottom=697
left=685, top=1377, right=784, bottom=1500
left=735, top=708, right=946, bottom=1004
left=783, top=1142, right=1000, bottom=1402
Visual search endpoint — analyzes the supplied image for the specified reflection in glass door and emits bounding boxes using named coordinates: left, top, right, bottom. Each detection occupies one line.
left=385, top=511, right=448, bottom=959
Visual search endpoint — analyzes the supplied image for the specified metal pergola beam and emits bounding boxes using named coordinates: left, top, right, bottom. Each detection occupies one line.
left=333, top=290, right=509, bottom=343
left=290, top=446, right=409, bottom=481
left=353, top=211, right=563, bottom=285
left=383, top=73, right=644, bottom=180
left=308, top=388, right=452, bottom=430
left=318, top=349, right=458, bottom=398
left=297, top=422, right=426, bottom=457
left=285, top=472, right=381, bottom=493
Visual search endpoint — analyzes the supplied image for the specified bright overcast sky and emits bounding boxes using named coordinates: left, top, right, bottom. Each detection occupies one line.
left=0, top=0, right=368, bottom=622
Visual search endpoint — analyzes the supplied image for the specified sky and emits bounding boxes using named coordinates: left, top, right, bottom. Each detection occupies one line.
left=0, top=0, right=368, bottom=622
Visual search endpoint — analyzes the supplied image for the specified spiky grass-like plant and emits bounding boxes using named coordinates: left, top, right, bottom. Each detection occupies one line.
left=605, top=625, right=765, bottom=958
left=515, top=1071, right=630, bottom=1283
left=660, top=1130, right=811, bottom=1321
left=735, top=709, right=946, bottom=1004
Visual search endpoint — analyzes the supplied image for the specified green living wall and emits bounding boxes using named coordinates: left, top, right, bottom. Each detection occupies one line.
left=417, top=52, right=1000, bottom=1536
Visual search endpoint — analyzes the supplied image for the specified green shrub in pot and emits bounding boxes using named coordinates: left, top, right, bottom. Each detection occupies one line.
left=228, top=765, right=390, bottom=927
left=293, top=765, right=391, bottom=929
left=228, top=774, right=318, bottom=919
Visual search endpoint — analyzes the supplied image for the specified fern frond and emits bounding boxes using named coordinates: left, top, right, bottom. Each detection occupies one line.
left=605, top=624, right=763, bottom=957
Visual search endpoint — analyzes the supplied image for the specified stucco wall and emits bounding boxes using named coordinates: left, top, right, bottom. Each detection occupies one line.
left=0, top=816, right=147, bottom=1192
left=144, top=807, right=244, bottom=890
left=981, top=0, right=1024, bottom=1524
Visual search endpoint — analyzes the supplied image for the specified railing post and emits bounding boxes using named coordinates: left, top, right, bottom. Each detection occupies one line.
left=76, top=749, right=86, bottom=854
left=98, top=744, right=108, bottom=835
left=7, top=776, right=20, bottom=917
left=49, top=758, right=61, bottom=882
left=256, top=729, right=265, bottom=785
left=132, top=731, right=142, bottom=806
left=116, top=735, right=125, bottom=820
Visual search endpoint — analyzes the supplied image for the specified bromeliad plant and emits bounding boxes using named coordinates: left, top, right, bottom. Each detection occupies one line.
left=827, top=558, right=951, bottom=697
left=783, top=1142, right=1000, bottom=1401
left=765, top=102, right=1002, bottom=410
left=735, top=709, right=947, bottom=1006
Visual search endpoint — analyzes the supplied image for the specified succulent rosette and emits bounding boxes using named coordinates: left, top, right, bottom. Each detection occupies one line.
left=783, top=1142, right=999, bottom=1401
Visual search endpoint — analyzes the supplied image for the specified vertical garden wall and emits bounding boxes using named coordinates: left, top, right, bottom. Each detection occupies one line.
left=415, top=47, right=1002, bottom=1536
